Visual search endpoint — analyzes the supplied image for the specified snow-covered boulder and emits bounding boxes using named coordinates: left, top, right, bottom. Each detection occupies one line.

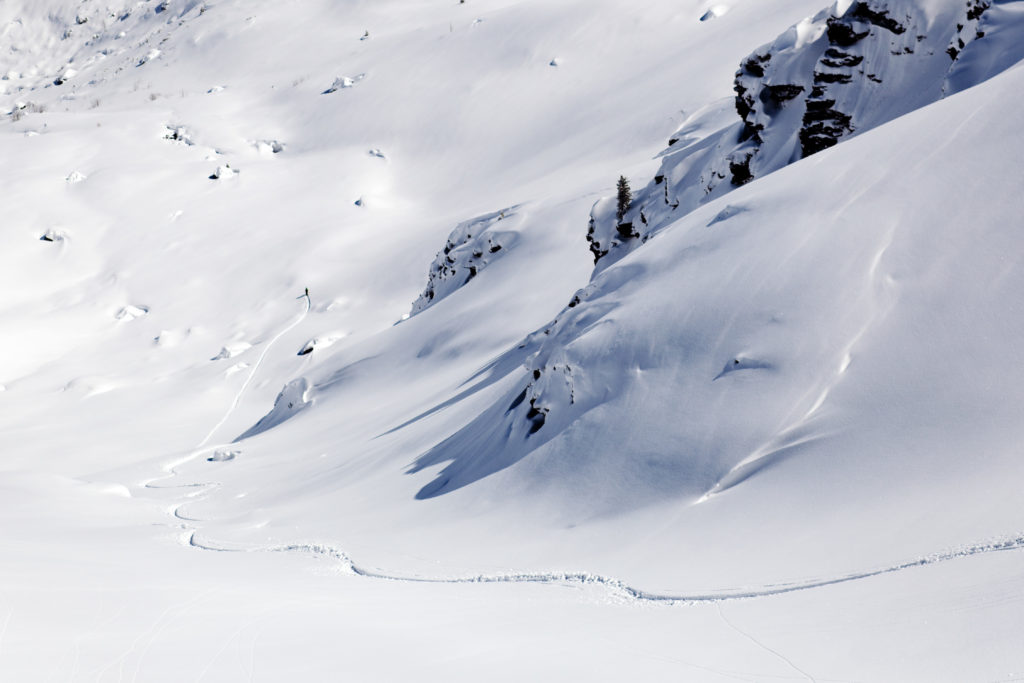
left=323, top=74, right=366, bottom=94
left=410, top=207, right=519, bottom=316
left=236, top=378, right=312, bottom=441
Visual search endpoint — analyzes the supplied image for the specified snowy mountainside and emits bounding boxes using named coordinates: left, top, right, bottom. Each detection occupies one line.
left=587, top=0, right=1024, bottom=267
left=3, top=0, right=1024, bottom=679
left=381, top=58, right=1024, bottom=581
left=171, top=0, right=1024, bottom=590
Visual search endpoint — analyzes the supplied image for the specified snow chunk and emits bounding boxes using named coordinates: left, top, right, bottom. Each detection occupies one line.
left=700, top=5, right=730, bottom=21
left=137, top=49, right=161, bottom=67
left=115, top=305, right=149, bottom=321
left=323, top=74, right=366, bottom=94
left=163, top=125, right=194, bottom=145
left=39, top=229, right=67, bottom=243
left=209, top=164, right=236, bottom=180
left=53, top=67, right=77, bottom=86
left=153, top=329, right=189, bottom=347
left=211, top=341, right=252, bottom=360
left=296, top=332, right=347, bottom=356
left=235, top=378, right=312, bottom=440
left=207, top=449, right=239, bottom=462
left=254, top=139, right=284, bottom=155
left=66, top=171, right=87, bottom=184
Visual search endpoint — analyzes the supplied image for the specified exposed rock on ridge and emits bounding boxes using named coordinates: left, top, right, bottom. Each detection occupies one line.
left=586, top=0, right=1024, bottom=274
left=410, top=207, right=519, bottom=317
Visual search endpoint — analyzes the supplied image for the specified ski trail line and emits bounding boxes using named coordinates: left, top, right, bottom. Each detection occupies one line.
left=143, top=296, right=307, bottom=492
left=197, top=297, right=310, bottom=449
left=716, top=602, right=816, bottom=682
left=185, top=529, right=1024, bottom=606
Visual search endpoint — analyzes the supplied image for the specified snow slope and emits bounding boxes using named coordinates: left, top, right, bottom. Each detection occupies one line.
left=2, top=0, right=1023, bottom=679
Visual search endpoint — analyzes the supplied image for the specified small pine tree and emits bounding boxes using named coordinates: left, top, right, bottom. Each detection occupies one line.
left=615, top=175, right=632, bottom=223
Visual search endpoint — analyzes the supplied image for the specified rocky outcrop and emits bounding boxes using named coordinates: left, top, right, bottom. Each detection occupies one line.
left=410, top=207, right=519, bottom=316
left=498, top=0, right=1024, bottom=470
left=235, top=378, right=311, bottom=441
left=586, top=0, right=1024, bottom=275
left=944, top=0, right=1024, bottom=95
left=799, top=2, right=911, bottom=156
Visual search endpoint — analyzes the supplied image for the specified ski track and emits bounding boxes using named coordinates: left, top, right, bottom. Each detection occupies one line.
left=143, top=296, right=309, bottom=491
left=197, top=296, right=311, bottom=449
left=183, top=530, right=1024, bottom=606
left=715, top=602, right=817, bottom=682
left=149, top=298, right=1024, bottom=608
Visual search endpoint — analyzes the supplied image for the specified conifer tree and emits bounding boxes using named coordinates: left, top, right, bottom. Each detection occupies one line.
left=616, top=175, right=632, bottom=223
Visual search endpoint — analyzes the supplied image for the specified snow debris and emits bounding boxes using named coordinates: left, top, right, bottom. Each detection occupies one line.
left=137, top=48, right=161, bottom=66
left=209, top=164, right=236, bottom=180
left=323, top=73, right=366, bottom=94
left=115, top=305, right=150, bottom=321
left=254, top=139, right=285, bottom=155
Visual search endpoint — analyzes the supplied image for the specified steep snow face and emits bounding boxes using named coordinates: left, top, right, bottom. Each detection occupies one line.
left=587, top=0, right=1024, bottom=269
left=395, top=59, right=1024, bottom=576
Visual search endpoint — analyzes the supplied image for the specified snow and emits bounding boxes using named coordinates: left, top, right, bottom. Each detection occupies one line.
left=2, top=0, right=1023, bottom=679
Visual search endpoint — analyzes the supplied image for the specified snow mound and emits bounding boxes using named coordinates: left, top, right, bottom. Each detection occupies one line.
left=115, top=305, right=149, bottom=321
left=39, top=229, right=67, bottom=243
left=323, top=74, right=366, bottom=94
left=254, top=139, right=285, bottom=155
left=209, top=164, right=236, bottom=180
left=700, top=5, right=731, bottom=21
left=163, top=125, right=194, bottom=146
left=296, top=332, right=346, bottom=356
left=211, top=341, right=252, bottom=361
left=235, top=378, right=312, bottom=441
left=207, top=449, right=240, bottom=462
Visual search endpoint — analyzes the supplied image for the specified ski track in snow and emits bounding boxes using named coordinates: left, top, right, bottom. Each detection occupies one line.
left=144, top=296, right=309, bottom=489
left=716, top=602, right=817, bottom=682
left=149, top=298, right=1024, bottom=608
left=183, top=530, right=1024, bottom=606
left=196, top=296, right=311, bottom=449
